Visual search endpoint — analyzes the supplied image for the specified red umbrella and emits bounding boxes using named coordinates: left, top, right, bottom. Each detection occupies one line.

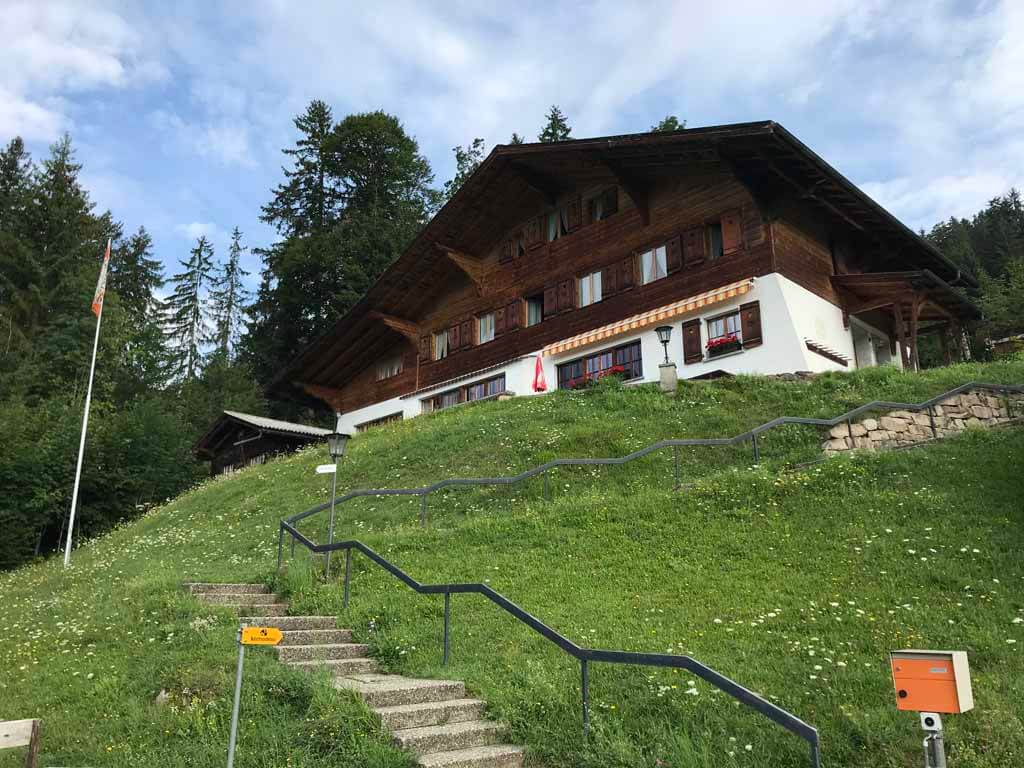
left=532, top=354, right=548, bottom=392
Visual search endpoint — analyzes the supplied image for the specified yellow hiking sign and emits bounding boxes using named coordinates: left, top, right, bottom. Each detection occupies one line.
left=240, top=626, right=282, bottom=646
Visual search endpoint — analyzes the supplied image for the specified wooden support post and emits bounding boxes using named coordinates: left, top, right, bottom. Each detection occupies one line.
left=893, top=303, right=909, bottom=370
left=909, top=293, right=923, bottom=371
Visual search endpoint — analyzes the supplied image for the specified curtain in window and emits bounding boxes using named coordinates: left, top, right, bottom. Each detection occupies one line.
left=527, top=298, right=543, bottom=326
left=434, top=332, right=448, bottom=359
left=547, top=211, right=559, bottom=241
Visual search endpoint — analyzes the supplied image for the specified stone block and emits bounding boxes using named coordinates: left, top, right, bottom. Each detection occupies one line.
left=932, top=405, right=944, bottom=416
left=965, top=417, right=983, bottom=428
left=880, top=416, right=908, bottom=432
left=853, top=436, right=873, bottom=449
left=825, top=438, right=849, bottom=451
left=913, top=413, right=932, bottom=426
left=891, top=410, right=915, bottom=420
left=970, top=405, right=993, bottom=419
left=862, top=418, right=879, bottom=431
left=849, top=423, right=868, bottom=437
left=828, top=424, right=850, bottom=439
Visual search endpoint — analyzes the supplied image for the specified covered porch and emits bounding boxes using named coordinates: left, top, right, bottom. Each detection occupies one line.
left=832, top=270, right=981, bottom=371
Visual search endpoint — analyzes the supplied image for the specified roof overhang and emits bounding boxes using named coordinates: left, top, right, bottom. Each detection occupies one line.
left=273, top=121, right=973, bottom=396
left=193, top=411, right=329, bottom=458
left=831, top=270, right=981, bottom=325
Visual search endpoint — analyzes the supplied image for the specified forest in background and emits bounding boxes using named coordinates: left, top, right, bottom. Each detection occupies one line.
left=1, top=101, right=1021, bottom=570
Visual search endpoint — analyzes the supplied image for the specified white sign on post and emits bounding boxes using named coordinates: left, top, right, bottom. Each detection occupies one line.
left=316, top=464, right=337, bottom=474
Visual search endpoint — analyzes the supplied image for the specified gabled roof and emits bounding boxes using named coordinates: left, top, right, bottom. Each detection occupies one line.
left=272, top=120, right=974, bottom=395
left=193, top=411, right=330, bottom=458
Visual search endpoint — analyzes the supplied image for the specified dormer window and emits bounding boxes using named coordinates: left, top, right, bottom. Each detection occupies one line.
left=589, top=187, right=618, bottom=222
left=547, top=208, right=569, bottom=241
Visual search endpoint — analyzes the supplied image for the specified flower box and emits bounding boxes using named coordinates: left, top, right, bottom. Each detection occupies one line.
left=706, top=334, right=742, bottom=358
left=567, top=364, right=628, bottom=390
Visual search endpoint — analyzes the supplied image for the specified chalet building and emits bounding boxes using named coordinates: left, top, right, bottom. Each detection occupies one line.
left=272, top=122, right=979, bottom=433
left=194, top=411, right=330, bottom=475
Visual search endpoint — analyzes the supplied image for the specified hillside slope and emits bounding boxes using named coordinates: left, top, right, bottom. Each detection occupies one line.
left=2, top=360, right=1023, bottom=767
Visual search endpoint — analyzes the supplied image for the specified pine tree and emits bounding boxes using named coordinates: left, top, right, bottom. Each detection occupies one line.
left=111, top=227, right=163, bottom=324
left=208, top=227, right=251, bottom=358
left=443, top=138, right=485, bottom=200
left=165, top=236, right=214, bottom=380
left=0, top=137, right=32, bottom=234
left=509, top=133, right=525, bottom=145
left=650, top=115, right=686, bottom=132
left=260, top=100, right=345, bottom=238
left=538, top=106, right=571, bottom=143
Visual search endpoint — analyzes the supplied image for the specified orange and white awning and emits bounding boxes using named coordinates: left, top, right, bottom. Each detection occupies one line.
left=542, top=278, right=754, bottom=357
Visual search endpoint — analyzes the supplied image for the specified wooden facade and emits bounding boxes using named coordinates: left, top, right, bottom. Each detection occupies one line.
left=193, top=412, right=329, bottom=475
left=273, top=122, right=978, bottom=414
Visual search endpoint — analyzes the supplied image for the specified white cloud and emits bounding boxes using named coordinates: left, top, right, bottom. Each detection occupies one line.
left=175, top=221, right=220, bottom=242
left=0, top=1, right=166, bottom=140
left=149, top=110, right=255, bottom=167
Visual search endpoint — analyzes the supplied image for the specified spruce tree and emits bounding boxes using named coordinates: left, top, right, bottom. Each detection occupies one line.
left=165, top=236, right=214, bottom=380
left=208, top=227, right=251, bottom=359
left=111, top=227, right=164, bottom=324
left=0, top=137, right=32, bottom=234
left=538, top=106, right=572, bottom=143
left=509, top=132, right=525, bottom=145
left=443, top=138, right=485, bottom=200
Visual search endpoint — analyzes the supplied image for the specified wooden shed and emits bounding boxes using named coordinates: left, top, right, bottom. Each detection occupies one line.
left=193, top=411, right=330, bottom=475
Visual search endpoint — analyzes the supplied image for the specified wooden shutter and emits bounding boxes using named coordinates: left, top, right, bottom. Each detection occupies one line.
left=461, top=319, right=473, bottom=348
left=740, top=301, right=762, bottom=348
left=567, top=196, right=582, bottom=231
left=449, top=323, right=460, bottom=352
left=682, top=319, right=702, bottom=364
left=602, top=263, right=618, bottom=296
left=543, top=284, right=558, bottom=317
left=558, top=279, right=574, bottom=312
left=620, top=255, right=635, bottom=290
left=495, top=307, right=506, bottom=336
left=499, top=239, right=513, bottom=264
left=666, top=235, right=683, bottom=274
left=506, top=300, right=520, bottom=330
left=722, top=209, right=743, bottom=254
left=682, top=227, right=705, bottom=268
left=419, top=335, right=431, bottom=363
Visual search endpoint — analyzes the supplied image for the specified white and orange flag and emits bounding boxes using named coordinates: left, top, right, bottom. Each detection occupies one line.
left=91, top=239, right=111, bottom=317
left=532, top=354, right=547, bottom=392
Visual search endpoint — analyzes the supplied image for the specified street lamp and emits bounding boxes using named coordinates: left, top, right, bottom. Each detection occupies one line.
left=655, top=325, right=673, bottom=365
left=324, top=431, right=351, bottom=578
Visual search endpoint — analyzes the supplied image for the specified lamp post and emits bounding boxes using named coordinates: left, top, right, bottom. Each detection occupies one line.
left=655, top=325, right=673, bottom=364
left=324, top=431, right=351, bottom=578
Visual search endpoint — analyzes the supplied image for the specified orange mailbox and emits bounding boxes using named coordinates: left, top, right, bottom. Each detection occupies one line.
left=890, top=650, right=973, bottom=714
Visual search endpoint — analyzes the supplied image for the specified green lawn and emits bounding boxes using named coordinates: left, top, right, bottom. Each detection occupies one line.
left=1, top=360, right=1023, bottom=767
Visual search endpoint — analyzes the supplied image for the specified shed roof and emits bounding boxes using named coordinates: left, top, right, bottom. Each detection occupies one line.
left=193, top=411, right=330, bottom=459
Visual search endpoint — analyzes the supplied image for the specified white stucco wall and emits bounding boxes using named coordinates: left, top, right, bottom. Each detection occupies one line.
left=335, top=272, right=893, bottom=432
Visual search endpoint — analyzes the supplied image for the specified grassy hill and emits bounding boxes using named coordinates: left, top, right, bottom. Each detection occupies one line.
left=2, top=360, right=1023, bottom=767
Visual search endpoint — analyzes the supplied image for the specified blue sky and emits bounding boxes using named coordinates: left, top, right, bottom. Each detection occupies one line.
left=3, top=1, right=1022, bottom=291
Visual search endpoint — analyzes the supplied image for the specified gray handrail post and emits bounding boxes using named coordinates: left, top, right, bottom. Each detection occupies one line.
left=581, top=658, right=590, bottom=738
left=420, top=493, right=428, bottom=527
left=343, top=548, right=351, bottom=609
left=543, top=470, right=550, bottom=501
left=928, top=405, right=938, bottom=439
left=443, top=591, right=451, bottom=666
left=810, top=737, right=822, bottom=768
left=673, top=445, right=681, bottom=488
left=276, top=526, right=284, bottom=574
left=751, top=433, right=760, bottom=463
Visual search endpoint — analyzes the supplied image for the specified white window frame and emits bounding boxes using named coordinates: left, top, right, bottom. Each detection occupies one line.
left=478, top=312, right=495, bottom=344
left=433, top=330, right=449, bottom=360
left=376, top=354, right=403, bottom=381
left=639, top=245, right=668, bottom=285
left=578, top=271, right=602, bottom=307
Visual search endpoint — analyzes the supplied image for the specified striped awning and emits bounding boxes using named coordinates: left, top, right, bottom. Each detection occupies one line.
left=542, top=278, right=754, bottom=357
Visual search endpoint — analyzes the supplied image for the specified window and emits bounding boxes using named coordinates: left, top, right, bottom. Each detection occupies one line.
left=707, top=311, right=741, bottom=341
left=578, top=271, right=602, bottom=307
left=376, top=355, right=403, bottom=381
left=639, top=245, right=668, bottom=285
left=478, top=312, right=495, bottom=344
left=433, top=330, right=449, bottom=360
left=557, top=341, right=642, bottom=390
left=707, top=222, right=724, bottom=261
left=515, top=231, right=527, bottom=258
left=590, top=187, right=618, bottom=222
left=355, top=412, right=402, bottom=432
left=526, top=294, right=544, bottom=327
left=547, top=209, right=567, bottom=241
left=422, top=375, right=506, bottom=413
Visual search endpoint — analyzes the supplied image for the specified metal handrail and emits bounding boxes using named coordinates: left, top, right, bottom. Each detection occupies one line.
left=285, top=381, right=1023, bottom=530
left=278, top=528, right=823, bottom=767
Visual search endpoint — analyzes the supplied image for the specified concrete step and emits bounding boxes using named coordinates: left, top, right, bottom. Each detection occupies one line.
left=376, top=698, right=486, bottom=731
left=275, top=643, right=370, bottom=663
left=394, top=720, right=503, bottom=754
left=229, top=603, right=289, bottom=616
left=417, top=745, right=525, bottom=768
left=198, top=592, right=281, bottom=605
left=184, top=582, right=270, bottom=595
left=333, top=673, right=466, bottom=708
left=279, top=628, right=353, bottom=646
left=240, top=615, right=336, bottom=630
left=288, top=658, right=379, bottom=675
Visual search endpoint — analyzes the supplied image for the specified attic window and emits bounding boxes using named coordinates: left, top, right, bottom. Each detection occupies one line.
left=376, top=355, right=403, bottom=381
left=707, top=222, right=724, bottom=261
left=590, top=187, right=618, bottom=222
left=433, top=330, right=449, bottom=360
left=547, top=209, right=568, bottom=241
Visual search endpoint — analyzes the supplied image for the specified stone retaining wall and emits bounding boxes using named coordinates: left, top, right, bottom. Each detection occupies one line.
left=822, top=390, right=1024, bottom=455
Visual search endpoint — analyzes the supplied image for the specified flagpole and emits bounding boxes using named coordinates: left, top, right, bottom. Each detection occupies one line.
left=64, top=240, right=109, bottom=569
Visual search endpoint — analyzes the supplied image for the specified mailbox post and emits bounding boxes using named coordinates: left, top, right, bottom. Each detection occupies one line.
left=890, top=650, right=973, bottom=768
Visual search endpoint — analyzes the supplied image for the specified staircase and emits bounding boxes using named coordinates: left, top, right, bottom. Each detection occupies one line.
left=186, top=583, right=524, bottom=767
